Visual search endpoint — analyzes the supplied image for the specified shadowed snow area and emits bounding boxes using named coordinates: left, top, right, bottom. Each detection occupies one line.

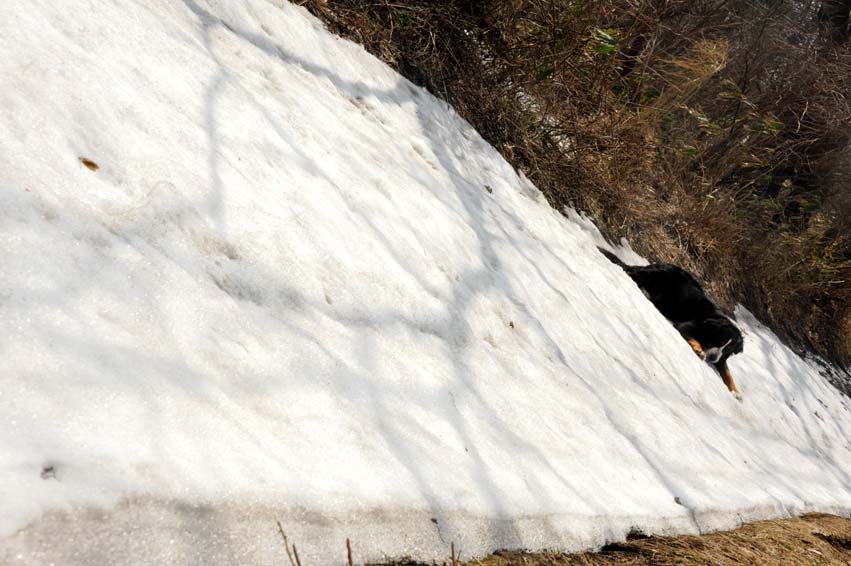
left=2, top=1, right=851, bottom=564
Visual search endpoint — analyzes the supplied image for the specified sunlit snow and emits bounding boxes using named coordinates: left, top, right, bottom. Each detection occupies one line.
left=2, top=1, right=851, bottom=564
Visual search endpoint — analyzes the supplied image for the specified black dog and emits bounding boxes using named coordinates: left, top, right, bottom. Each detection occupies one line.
left=599, top=248, right=744, bottom=395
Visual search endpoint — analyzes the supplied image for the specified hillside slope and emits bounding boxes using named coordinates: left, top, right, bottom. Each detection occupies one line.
left=2, top=1, right=851, bottom=564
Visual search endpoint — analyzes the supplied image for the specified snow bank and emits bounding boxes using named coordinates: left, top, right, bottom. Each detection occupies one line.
left=2, top=1, right=851, bottom=564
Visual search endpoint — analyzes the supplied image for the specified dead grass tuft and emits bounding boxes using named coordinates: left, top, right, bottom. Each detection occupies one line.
left=371, top=514, right=851, bottom=565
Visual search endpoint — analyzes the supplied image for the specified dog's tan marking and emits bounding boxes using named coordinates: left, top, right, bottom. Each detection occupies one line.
left=721, top=365, right=739, bottom=395
left=687, top=338, right=705, bottom=359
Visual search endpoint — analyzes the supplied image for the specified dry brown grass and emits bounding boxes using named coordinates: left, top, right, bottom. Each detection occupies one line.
left=371, top=514, right=851, bottom=565
left=481, top=514, right=851, bottom=565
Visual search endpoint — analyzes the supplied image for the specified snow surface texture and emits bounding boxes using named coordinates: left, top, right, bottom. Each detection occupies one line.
left=2, top=1, right=851, bottom=564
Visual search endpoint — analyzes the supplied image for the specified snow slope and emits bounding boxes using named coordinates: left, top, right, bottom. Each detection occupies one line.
left=2, top=1, right=851, bottom=564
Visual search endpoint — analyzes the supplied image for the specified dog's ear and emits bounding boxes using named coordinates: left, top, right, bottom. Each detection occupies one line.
left=725, top=326, right=744, bottom=355
left=731, top=332, right=744, bottom=355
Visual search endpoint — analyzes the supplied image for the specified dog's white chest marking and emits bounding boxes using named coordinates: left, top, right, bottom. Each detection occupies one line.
left=704, top=339, right=733, bottom=364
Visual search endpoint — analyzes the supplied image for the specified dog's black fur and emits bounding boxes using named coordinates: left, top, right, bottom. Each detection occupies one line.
left=599, top=248, right=744, bottom=394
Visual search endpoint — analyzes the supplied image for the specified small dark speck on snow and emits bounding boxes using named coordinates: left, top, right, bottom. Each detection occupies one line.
left=79, top=157, right=99, bottom=171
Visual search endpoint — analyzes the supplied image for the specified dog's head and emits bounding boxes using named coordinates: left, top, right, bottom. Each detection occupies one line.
left=702, top=316, right=744, bottom=366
